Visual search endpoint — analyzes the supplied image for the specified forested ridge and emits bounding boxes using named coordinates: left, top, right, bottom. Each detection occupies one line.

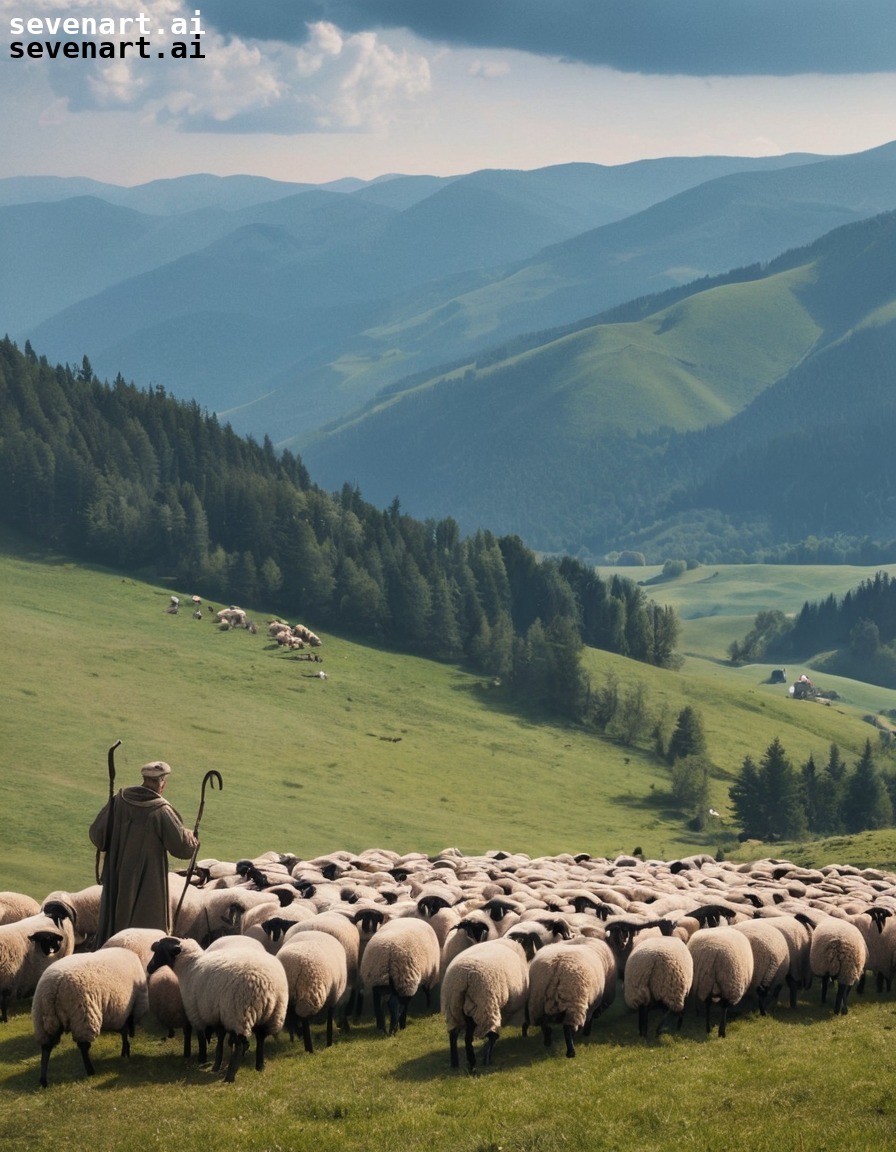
left=731, top=571, right=896, bottom=689
left=0, top=337, right=679, bottom=719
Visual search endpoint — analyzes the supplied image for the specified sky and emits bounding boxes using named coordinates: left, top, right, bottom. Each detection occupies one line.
left=2, top=0, right=896, bottom=186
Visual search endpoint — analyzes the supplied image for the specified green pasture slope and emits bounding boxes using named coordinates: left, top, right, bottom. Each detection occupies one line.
left=5, top=541, right=896, bottom=1151
left=4, top=543, right=896, bottom=898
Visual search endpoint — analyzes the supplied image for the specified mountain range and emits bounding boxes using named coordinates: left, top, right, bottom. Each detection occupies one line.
left=5, top=142, right=896, bottom=559
left=3, top=150, right=827, bottom=423
left=302, top=208, right=896, bottom=558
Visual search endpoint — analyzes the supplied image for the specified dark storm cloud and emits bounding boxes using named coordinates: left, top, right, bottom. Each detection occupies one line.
left=205, top=1, right=896, bottom=76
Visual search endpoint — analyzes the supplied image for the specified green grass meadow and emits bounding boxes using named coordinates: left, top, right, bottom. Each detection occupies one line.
left=5, top=536, right=896, bottom=1150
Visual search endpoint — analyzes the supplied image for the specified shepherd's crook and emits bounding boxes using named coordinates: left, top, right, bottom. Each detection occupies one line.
left=172, top=769, right=223, bottom=933
left=95, top=739, right=122, bottom=884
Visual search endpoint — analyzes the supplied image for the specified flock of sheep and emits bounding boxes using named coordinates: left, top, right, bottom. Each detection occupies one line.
left=3, top=845, right=894, bottom=1084
left=165, top=595, right=324, bottom=652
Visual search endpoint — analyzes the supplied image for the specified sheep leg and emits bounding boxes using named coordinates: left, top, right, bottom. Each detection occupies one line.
left=448, top=1027, right=460, bottom=1068
left=388, top=991, right=409, bottom=1034
left=182, top=1023, right=193, bottom=1059
left=638, top=1005, right=649, bottom=1038
left=464, top=1015, right=477, bottom=1071
left=38, top=1035, right=60, bottom=1088
left=857, top=971, right=866, bottom=994
left=326, top=1008, right=334, bottom=1047
left=353, top=988, right=364, bottom=1022
left=718, top=1000, right=730, bottom=1038
left=756, top=987, right=769, bottom=1017
left=834, top=983, right=850, bottom=1016
left=372, top=986, right=387, bottom=1033
left=286, top=1003, right=300, bottom=1042
left=820, top=974, right=830, bottom=1004
left=301, top=1018, right=314, bottom=1054
left=254, top=1029, right=267, bottom=1072
left=197, top=1027, right=208, bottom=1064
left=212, top=1026, right=226, bottom=1071
left=786, top=974, right=799, bottom=1009
left=541, top=1023, right=553, bottom=1048
left=562, top=1024, right=576, bottom=1058
left=77, top=1040, right=96, bottom=1077
left=704, top=999, right=713, bottom=1034
left=0, top=990, right=8, bottom=1023
left=224, top=1033, right=248, bottom=1082
left=481, top=1031, right=499, bottom=1066
left=655, top=1008, right=678, bottom=1036
left=119, top=1022, right=131, bottom=1058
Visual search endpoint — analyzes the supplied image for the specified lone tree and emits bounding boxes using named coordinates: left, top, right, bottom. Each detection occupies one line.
left=666, top=706, right=707, bottom=765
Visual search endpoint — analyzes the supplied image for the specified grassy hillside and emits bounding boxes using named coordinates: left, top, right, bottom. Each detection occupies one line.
left=4, top=539, right=896, bottom=901
left=310, top=263, right=821, bottom=450
left=6, top=543, right=896, bottom=1149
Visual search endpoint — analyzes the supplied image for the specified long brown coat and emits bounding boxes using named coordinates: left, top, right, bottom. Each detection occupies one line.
left=89, top=785, right=194, bottom=947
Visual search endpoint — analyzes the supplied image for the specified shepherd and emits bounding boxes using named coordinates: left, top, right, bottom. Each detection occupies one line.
left=89, top=754, right=197, bottom=947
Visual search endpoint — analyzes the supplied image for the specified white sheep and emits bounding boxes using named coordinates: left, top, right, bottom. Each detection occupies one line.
left=242, top=905, right=318, bottom=953
left=687, top=926, right=754, bottom=1037
left=0, top=910, right=76, bottom=1023
left=623, top=935, right=694, bottom=1038
left=440, top=912, right=500, bottom=982
left=147, top=935, right=288, bottom=1082
left=809, top=916, right=868, bottom=1015
left=733, top=919, right=791, bottom=1015
left=277, top=930, right=349, bottom=1052
left=279, top=912, right=362, bottom=1026
left=359, top=916, right=440, bottom=1035
left=441, top=936, right=529, bottom=1070
left=526, top=937, right=616, bottom=1057
left=31, top=947, right=148, bottom=1086
left=0, top=891, right=41, bottom=925
left=42, top=885, right=103, bottom=949
left=759, top=912, right=815, bottom=1007
left=101, top=927, right=193, bottom=1058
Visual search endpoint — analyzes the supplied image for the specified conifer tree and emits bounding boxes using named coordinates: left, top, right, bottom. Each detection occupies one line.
left=666, top=706, right=707, bottom=765
left=730, top=755, right=763, bottom=839
left=843, top=738, right=893, bottom=832
left=758, top=737, right=807, bottom=840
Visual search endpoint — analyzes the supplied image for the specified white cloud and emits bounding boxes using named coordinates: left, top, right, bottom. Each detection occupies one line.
left=468, top=59, right=512, bottom=80
left=1, top=3, right=432, bottom=134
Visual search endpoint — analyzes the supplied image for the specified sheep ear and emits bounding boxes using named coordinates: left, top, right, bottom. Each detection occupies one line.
left=29, top=931, right=64, bottom=956
left=224, top=903, right=243, bottom=927
left=43, top=900, right=74, bottom=928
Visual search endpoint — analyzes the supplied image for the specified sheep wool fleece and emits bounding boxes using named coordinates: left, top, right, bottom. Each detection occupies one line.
left=90, top=787, right=194, bottom=946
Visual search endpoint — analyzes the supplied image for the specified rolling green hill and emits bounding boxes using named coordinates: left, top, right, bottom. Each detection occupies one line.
left=18, top=144, right=895, bottom=447
left=301, top=209, right=896, bottom=558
